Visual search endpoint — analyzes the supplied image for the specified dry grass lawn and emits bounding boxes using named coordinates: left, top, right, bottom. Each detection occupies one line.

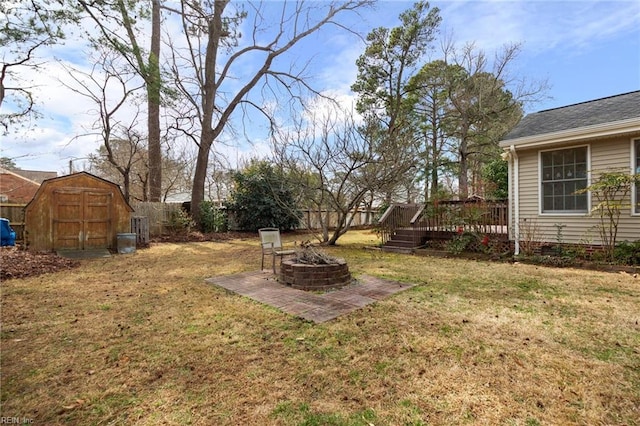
left=1, top=230, right=639, bottom=425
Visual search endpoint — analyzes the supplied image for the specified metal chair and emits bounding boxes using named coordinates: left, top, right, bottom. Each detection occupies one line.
left=259, top=228, right=296, bottom=273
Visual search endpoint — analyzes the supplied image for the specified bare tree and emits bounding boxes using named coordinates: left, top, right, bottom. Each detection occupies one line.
left=162, top=0, right=374, bottom=226
left=160, top=138, right=195, bottom=203
left=88, top=134, right=147, bottom=202
left=60, top=48, right=144, bottom=201
left=273, top=103, right=414, bottom=245
left=205, top=154, right=234, bottom=205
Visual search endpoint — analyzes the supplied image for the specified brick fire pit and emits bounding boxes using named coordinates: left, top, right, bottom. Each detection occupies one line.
left=279, top=259, right=352, bottom=291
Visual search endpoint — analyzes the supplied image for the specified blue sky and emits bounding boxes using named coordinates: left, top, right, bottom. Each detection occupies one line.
left=1, top=0, right=639, bottom=174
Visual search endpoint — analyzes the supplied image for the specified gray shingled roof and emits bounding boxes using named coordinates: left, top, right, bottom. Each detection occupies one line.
left=503, top=90, right=640, bottom=140
left=11, top=169, right=57, bottom=184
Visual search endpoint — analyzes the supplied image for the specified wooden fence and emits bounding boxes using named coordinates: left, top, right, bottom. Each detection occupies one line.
left=130, top=202, right=184, bottom=236
left=299, top=208, right=378, bottom=231
left=1, top=202, right=380, bottom=244
left=131, top=202, right=379, bottom=235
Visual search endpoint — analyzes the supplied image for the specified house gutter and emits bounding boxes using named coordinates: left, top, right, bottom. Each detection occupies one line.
left=509, top=145, right=520, bottom=256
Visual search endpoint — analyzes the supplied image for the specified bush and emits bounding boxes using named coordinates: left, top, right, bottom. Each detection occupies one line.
left=226, top=161, right=301, bottom=232
left=613, top=240, right=640, bottom=265
left=200, top=201, right=228, bottom=233
left=168, top=207, right=192, bottom=230
left=446, top=231, right=480, bottom=255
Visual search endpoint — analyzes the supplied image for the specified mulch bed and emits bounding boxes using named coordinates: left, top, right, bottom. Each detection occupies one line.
left=0, top=247, right=81, bottom=281
left=415, top=248, right=639, bottom=275
left=148, top=230, right=252, bottom=243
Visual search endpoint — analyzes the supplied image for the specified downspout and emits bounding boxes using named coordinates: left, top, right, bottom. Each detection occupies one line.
left=510, top=145, right=520, bottom=256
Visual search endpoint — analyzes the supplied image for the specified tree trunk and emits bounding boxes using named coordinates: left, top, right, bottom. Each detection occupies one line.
left=189, top=0, right=227, bottom=227
left=328, top=213, right=346, bottom=245
left=147, top=0, right=162, bottom=201
left=458, top=116, right=470, bottom=199
left=459, top=137, right=469, bottom=199
left=191, top=130, right=214, bottom=226
left=122, top=172, right=131, bottom=203
left=321, top=208, right=329, bottom=243
left=430, top=116, right=439, bottom=200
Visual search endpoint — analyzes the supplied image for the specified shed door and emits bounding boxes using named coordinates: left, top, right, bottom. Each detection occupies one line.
left=53, top=189, right=113, bottom=250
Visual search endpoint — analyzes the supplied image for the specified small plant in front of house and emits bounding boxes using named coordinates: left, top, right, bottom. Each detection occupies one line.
left=562, top=244, right=587, bottom=262
left=446, top=231, right=480, bottom=255
left=462, top=204, right=486, bottom=234
left=518, top=217, right=542, bottom=256
left=577, top=170, right=640, bottom=262
left=553, top=223, right=567, bottom=256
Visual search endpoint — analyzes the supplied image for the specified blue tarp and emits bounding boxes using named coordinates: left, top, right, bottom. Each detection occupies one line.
left=0, top=218, right=16, bottom=246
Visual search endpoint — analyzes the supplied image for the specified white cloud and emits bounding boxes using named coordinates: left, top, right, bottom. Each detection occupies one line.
left=438, top=0, right=640, bottom=55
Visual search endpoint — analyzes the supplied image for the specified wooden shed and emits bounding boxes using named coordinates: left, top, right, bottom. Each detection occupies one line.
left=25, top=172, right=133, bottom=252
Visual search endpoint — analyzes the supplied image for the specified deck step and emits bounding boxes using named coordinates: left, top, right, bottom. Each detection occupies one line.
left=381, top=245, right=414, bottom=254
left=383, top=228, right=425, bottom=253
left=384, top=240, right=416, bottom=248
left=382, top=227, right=431, bottom=253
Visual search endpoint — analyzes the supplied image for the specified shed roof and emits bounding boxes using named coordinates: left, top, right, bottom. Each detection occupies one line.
left=502, top=91, right=640, bottom=142
left=26, top=171, right=133, bottom=212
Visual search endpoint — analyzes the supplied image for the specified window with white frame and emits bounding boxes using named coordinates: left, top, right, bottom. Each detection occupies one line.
left=541, top=146, right=588, bottom=213
left=635, top=139, right=640, bottom=214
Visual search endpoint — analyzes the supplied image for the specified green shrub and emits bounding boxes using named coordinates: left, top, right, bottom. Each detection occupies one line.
left=613, top=240, right=640, bottom=265
left=446, top=231, right=479, bottom=255
left=226, top=161, right=301, bottom=232
left=168, top=207, right=192, bottom=230
left=200, top=201, right=228, bottom=233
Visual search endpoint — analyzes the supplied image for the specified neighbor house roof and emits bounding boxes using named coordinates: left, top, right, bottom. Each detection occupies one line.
left=12, top=169, right=58, bottom=184
left=0, top=167, right=41, bottom=203
left=500, top=91, right=640, bottom=149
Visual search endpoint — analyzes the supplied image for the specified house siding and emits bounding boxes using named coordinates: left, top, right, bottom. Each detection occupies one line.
left=514, top=135, right=640, bottom=245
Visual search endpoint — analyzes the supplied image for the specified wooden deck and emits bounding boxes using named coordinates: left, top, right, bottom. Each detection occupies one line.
left=379, top=200, right=510, bottom=253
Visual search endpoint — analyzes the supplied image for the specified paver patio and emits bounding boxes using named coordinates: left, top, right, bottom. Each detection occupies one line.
left=205, top=271, right=414, bottom=323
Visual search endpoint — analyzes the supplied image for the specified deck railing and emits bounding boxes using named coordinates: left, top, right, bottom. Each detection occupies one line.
left=378, top=199, right=509, bottom=247
left=377, top=203, right=421, bottom=245
left=412, top=199, right=508, bottom=236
